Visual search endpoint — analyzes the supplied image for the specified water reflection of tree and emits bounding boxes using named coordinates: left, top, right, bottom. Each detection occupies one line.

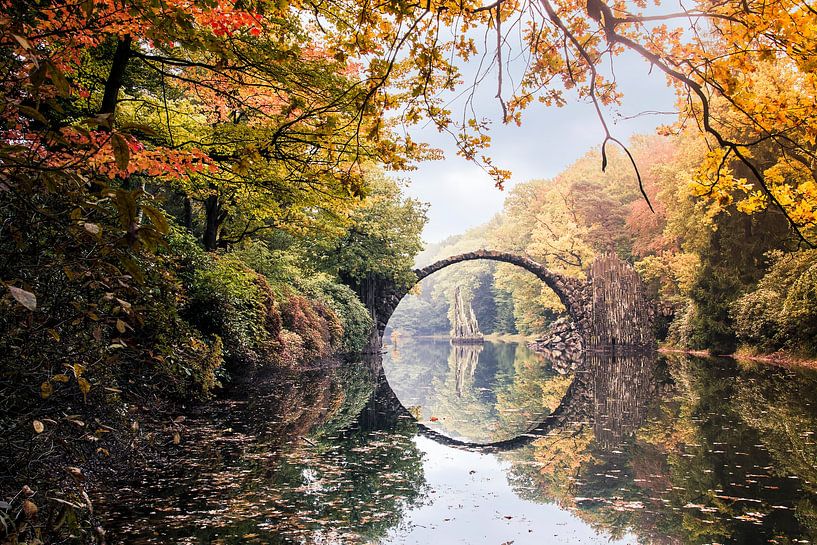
left=382, top=337, right=451, bottom=411
left=503, top=354, right=817, bottom=545
left=270, top=420, right=426, bottom=544
left=494, top=345, right=573, bottom=435
left=104, top=362, right=426, bottom=545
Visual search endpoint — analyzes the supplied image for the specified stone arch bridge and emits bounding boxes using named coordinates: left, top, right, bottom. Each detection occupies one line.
left=359, top=250, right=654, bottom=352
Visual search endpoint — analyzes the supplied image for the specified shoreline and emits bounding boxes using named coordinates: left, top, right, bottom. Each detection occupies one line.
left=387, top=333, right=536, bottom=343
left=658, top=346, right=817, bottom=371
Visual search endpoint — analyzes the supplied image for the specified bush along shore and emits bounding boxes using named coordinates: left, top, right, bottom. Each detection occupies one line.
left=0, top=223, right=387, bottom=542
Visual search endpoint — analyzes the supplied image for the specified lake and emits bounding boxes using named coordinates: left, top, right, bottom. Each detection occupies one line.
left=101, top=339, right=817, bottom=544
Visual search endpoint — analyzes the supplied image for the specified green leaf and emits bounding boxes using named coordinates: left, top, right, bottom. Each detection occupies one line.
left=29, top=63, right=46, bottom=90
left=111, top=133, right=130, bottom=171
left=141, top=205, right=170, bottom=235
left=114, top=189, right=137, bottom=228
left=120, top=123, right=158, bottom=137
left=120, top=257, right=145, bottom=284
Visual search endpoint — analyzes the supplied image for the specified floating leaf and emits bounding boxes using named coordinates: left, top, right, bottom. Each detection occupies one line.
left=116, top=319, right=126, bottom=334
left=8, top=286, right=36, bottom=311
left=40, top=381, right=53, bottom=399
left=52, top=374, right=69, bottom=383
left=22, top=500, right=38, bottom=518
left=173, top=432, right=181, bottom=445
left=82, top=222, right=101, bottom=235
left=78, top=377, right=91, bottom=400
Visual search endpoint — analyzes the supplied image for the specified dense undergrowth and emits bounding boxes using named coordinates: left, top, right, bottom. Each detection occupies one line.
left=0, top=195, right=375, bottom=543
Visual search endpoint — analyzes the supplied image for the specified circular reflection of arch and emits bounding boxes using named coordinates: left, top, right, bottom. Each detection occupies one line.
left=370, top=352, right=592, bottom=452
left=369, top=351, right=657, bottom=452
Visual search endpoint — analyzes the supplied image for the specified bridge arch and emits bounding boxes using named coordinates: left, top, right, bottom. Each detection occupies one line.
left=372, top=250, right=591, bottom=351
left=413, top=250, right=586, bottom=323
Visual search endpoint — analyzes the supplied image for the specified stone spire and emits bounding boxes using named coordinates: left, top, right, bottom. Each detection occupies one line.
left=451, top=286, right=483, bottom=344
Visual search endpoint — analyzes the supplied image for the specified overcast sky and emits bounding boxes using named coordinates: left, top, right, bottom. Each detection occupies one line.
left=401, top=48, right=679, bottom=244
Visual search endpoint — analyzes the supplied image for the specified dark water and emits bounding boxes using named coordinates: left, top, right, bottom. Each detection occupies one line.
left=102, top=340, right=817, bottom=544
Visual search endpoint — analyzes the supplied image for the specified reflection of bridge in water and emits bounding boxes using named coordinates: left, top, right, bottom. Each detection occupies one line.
left=364, top=351, right=658, bottom=453
left=361, top=250, right=660, bottom=451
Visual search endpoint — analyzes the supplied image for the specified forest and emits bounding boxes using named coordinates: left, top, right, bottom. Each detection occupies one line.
left=390, top=132, right=817, bottom=358
left=1, top=0, right=816, bottom=542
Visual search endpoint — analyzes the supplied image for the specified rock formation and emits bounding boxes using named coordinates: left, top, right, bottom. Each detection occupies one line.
left=450, top=287, right=484, bottom=344
left=528, top=316, right=584, bottom=374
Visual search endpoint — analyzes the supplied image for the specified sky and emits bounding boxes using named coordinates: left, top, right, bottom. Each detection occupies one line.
left=401, top=46, right=679, bottom=244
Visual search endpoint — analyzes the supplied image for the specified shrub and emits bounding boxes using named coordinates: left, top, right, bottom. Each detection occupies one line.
left=297, top=274, right=373, bottom=353
left=665, top=302, right=694, bottom=348
left=731, top=288, right=783, bottom=351
left=280, top=294, right=341, bottom=362
left=782, top=261, right=817, bottom=354
left=184, top=254, right=269, bottom=369
left=731, top=250, right=817, bottom=356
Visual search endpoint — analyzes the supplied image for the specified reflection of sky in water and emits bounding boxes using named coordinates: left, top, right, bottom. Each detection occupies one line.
left=383, top=437, right=638, bottom=545
left=382, top=339, right=569, bottom=444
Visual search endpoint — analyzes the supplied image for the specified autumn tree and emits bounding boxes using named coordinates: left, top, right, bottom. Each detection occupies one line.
left=303, top=0, right=817, bottom=243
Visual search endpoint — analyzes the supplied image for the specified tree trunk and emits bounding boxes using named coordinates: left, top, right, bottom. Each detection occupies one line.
left=203, top=194, right=221, bottom=251
left=100, top=36, right=132, bottom=118
left=183, top=195, right=193, bottom=231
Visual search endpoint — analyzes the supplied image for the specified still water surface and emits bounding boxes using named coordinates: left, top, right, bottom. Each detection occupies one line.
left=104, top=339, right=817, bottom=544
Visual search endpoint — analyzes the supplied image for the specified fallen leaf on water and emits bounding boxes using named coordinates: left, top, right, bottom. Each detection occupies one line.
left=22, top=500, right=38, bottom=518
left=9, top=286, right=36, bottom=311
left=40, top=381, right=53, bottom=399
left=430, top=416, right=439, bottom=422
